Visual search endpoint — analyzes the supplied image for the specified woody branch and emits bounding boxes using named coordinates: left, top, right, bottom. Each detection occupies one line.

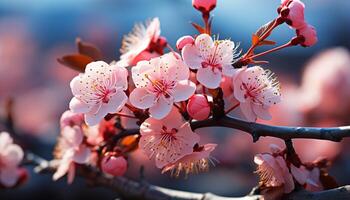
left=26, top=152, right=350, bottom=200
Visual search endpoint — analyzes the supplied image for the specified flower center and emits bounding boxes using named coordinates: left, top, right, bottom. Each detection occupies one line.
left=201, top=43, right=222, bottom=72
left=241, top=82, right=267, bottom=104
left=145, top=74, right=175, bottom=98
left=159, top=126, right=178, bottom=147
left=93, top=84, right=117, bottom=104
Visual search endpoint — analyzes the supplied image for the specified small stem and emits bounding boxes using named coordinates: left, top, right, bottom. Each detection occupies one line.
left=202, top=12, right=211, bottom=35
left=248, top=41, right=292, bottom=60
left=245, top=19, right=279, bottom=57
left=225, top=103, right=240, bottom=114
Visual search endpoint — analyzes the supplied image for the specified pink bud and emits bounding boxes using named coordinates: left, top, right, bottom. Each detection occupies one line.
left=101, top=155, right=127, bottom=176
left=187, top=94, right=210, bottom=120
left=297, top=24, right=317, bottom=47
left=281, top=0, right=306, bottom=29
left=176, top=35, right=195, bottom=50
left=192, top=0, right=217, bottom=13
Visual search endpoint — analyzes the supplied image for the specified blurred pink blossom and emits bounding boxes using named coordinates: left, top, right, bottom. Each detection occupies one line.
left=0, top=132, right=26, bottom=187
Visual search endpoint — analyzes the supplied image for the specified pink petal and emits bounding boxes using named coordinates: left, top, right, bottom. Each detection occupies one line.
left=3, top=144, right=24, bottom=167
left=149, top=96, right=173, bottom=119
left=111, top=64, right=129, bottom=90
left=240, top=101, right=257, bottom=122
left=291, top=165, right=308, bottom=185
left=172, top=80, right=196, bottom=102
left=69, top=97, right=91, bottom=113
left=197, top=67, right=222, bottom=89
left=129, top=88, right=156, bottom=109
left=0, top=132, right=13, bottom=152
left=162, top=107, right=186, bottom=129
left=61, top=126, right=83, bottom=147
left=105, top=91, right=128, bottom=113
left=163, top=53, right=190, bottom=81
left=222, top=64, right=237, bottom=77
left=194, top=33, right=214, bottom=50
left=182, top=44, right=201, bottom=69
left=252, top=104, right=272, bottom=120
left=73, top=145, right=91, bottom=164
left=233, top=80, right=246, bottom=103
left=53, top=160, right=70, bottom=181
left=0, top=167, right=18, bottom=187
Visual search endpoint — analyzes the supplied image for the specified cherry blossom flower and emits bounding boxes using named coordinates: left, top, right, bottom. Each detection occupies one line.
left=69, top=61, right=128, bottom=126
left=130, top=52, right=196, bottom=119
left=0, top=132, right=25, bottom=187
left=187, top=94, right=211, bottom=120
left=192, top=0, right=217, bottom=13
left=53, top=126, right=91, bottom=184
left=118, top=18, right=161, bottom=67
left=297, top=24, right=318, bottom=47
left=101, top=155, right=128, bottom=176
left=139, top=108, right=200, bottom=168
left=280, top=0, right=306, bottom=29
left=291, top=165, right=323, bottom=192
left=162, top=143, right=217, bottom=177
left=233, top=66, right=281, bottom=122
left=182, top=34, right=239, bottom=89
left=254, top=153, right=294, bottom=193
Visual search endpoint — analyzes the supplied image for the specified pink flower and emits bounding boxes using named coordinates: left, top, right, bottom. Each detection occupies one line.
left=192, top=0, right=217, bottom=13
left=118, top=18, right=161, bottom=67
left=233, top=66, right=281, bottom=122
left=101, top=155, right=128, bottom=176
left=130, top=52, right=196, bottom=119
left=60, top=110, right=84, bottom=128
left=297, top=24, right=318, bottom=47
left=280, top=0, right=306, bottom=29
left=176, top=35, right=194, bottom=51
left=187, top=94, right=211, bottom=120
left=182, top=34, right=239, bottom=89
left=53, top=126, right=91, bottom=184
left=162, top=143, right=217, bottom=177
left=69, top=61, right=128, bottom=126
left=254, top=153, right=295, bottom=193
left=0, top=132, right=25, bottom=187
left=291, top=165, right=323, bottom=192
left=139, top=108, right=200, bottom=168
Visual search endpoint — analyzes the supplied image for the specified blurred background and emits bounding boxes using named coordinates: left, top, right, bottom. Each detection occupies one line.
left=0, top=0, right=350, bottom=199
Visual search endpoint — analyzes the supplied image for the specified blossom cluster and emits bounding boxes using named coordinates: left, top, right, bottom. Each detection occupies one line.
left=52, top=0, right=320, bottom=181
left=19, top=0, right=325, bottom=196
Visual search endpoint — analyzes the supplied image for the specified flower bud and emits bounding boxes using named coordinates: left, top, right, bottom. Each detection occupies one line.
left=192, top=0, right=217, bottom=14
left=101, top=155, right=127, bottom=176
left=176, top=35, right=195, bottom=50
left=187, top=94, right=210, bottom=120
left=280, top=0, right=306, bottom=29
left=297, top=24, right=317, bottom=47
